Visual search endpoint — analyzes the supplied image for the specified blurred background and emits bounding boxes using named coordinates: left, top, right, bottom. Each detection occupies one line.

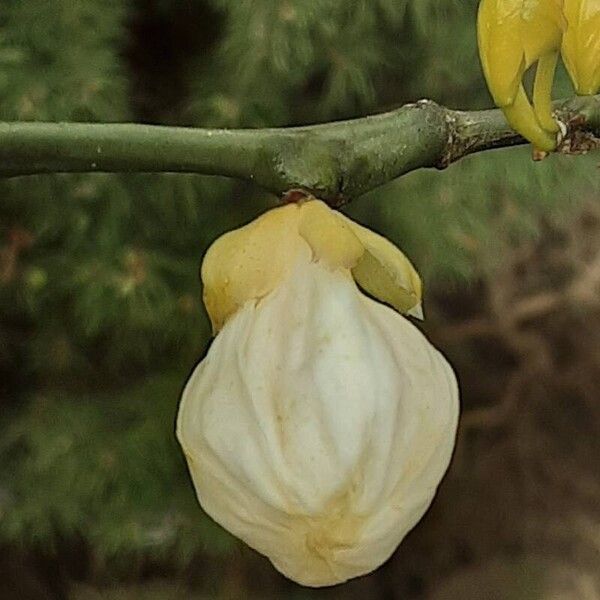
left=0, top=1, right=599, bottom=598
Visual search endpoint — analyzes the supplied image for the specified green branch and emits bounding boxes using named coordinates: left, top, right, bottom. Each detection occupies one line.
left=0, top=95, right=598, bottom=204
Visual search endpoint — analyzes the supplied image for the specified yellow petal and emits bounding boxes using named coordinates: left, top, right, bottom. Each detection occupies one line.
left=503, top=85, right=557, bottom=151
left=201, top=203, right=305, bottom=332
left=202, top=200, right=367, bottom=332
left=298, top=200, right=364, bottom=270
left=562, top=0, right=600, bottom=95
left=533, top=51, right=560, bottom=133
left=478, top=0, right=564, bottom=149
left=477, top=0, right=564, bottom=106
left=521, top=0, right=565, bottom=66
left=338, top=214, right=423, bottom=317
left=478, top=0, right=526, bottom=106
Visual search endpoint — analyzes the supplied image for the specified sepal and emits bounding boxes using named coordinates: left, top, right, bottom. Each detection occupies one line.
left=201, top=200, right=423, bottom=332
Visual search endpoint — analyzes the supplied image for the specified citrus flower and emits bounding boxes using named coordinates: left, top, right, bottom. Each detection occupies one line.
left=562, top=0, right=600, bottom=95
left=177, top=199, right=459, bottom=587
left=477, top=0, right=566, bottom=151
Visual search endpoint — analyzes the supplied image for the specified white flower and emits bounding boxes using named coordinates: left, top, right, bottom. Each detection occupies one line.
left=177, top=200, right=459, bottom=587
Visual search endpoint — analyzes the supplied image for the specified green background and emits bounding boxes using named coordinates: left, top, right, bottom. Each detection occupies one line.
left=1, top=1, right=598, bottom=598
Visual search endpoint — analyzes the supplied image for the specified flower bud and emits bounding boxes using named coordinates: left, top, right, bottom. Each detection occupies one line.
left=562, top=0, right=600, bottom=95
left=477, top=0, right=566, bottom=151
left=177, top=200, right=459, bottom=587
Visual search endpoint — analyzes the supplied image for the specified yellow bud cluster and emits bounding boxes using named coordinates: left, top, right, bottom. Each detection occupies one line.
left=478, top=0, right=600, bottom=151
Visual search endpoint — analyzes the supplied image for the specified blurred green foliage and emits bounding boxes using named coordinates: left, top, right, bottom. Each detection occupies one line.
left=0, top=0, right=597, bottom=581
left=1, top=374, right=235, bottom=566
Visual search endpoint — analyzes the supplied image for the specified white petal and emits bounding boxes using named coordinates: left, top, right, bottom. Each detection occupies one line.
left=177, top=257, right=459, bottom=587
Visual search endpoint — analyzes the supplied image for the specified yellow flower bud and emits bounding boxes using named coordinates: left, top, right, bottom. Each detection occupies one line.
left=477, top=0, right=566, bottom=151
left=177, top=200, right=459, bottom=587
left=562, top=0, right=600, bottom=95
